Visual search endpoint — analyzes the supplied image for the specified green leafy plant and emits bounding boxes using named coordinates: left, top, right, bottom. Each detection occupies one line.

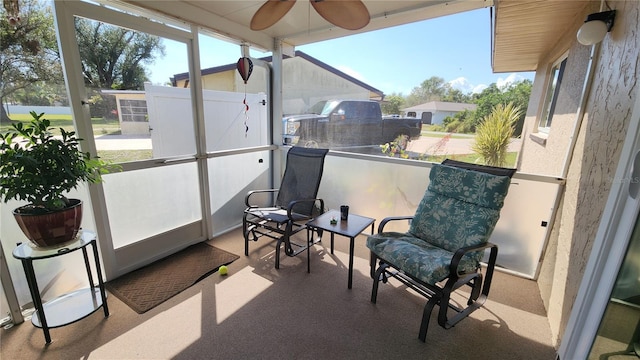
left=381, top=134, right=410, bottom=159
left=0, top=111, right=117, bottom=213
left=472, top=102, right=521, bottom=167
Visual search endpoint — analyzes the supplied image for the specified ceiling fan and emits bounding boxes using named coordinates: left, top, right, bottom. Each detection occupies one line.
left=250, top=0, right=370, bottom=31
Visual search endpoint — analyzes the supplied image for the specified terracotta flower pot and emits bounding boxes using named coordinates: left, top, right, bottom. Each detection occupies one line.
left=12, top=199, right=83, bottom=247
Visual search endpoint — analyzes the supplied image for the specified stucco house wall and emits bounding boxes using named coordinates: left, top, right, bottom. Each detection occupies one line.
left=282, top=56, right=371, bottom=115
left=518, top=1, right=640, bottom=346
left=174, top=65, right=269, bottom=95
left=201, top=71, right=235, bottom=92
left=173, top=53, right=376, bottom=116
left=518, top=44, right=591, bottom=177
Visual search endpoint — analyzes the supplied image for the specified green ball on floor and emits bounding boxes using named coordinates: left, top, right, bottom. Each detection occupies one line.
left=219, top=265, right=228, bottom=275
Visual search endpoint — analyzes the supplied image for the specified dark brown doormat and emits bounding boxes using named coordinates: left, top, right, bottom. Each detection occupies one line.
left=105, top=242, right=239, bottom=314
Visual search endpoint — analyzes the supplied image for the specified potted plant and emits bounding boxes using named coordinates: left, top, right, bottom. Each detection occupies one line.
left=0, top=111, right=116, bottom=247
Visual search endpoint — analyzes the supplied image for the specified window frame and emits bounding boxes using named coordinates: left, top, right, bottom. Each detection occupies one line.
left=538, top=56, right=568, bottom=133
left=119, top=99, right=148, bottom=122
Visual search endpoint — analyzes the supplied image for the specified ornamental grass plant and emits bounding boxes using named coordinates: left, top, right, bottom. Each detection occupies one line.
left=472, top=102, right=522, bottom=167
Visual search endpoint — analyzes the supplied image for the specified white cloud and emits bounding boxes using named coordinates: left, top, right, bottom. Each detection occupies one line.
left=447, top=72, right=530, bottom=95
left=496, top=73, right=526, bottom=89
left=448, top=77, right=487, bottom=94
left=472, top=84, right=488, bottom=93
left=448, top=77, right=472, bottom=92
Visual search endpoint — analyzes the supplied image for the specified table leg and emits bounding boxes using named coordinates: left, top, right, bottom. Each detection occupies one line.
left=82, top=247, right=95, bottom=289
left=331, top=232, right=333, bottom=255
left=348, top=236, right=355, bottom=289
left=90, top=240, right=110, bottom=317
left=368, top=222, right=376, bottom=279
left=21, top=259, right=51, bottom=344
left=306, top=227, right=311, bottom=273
left=330, top=233, right=335, bottom=254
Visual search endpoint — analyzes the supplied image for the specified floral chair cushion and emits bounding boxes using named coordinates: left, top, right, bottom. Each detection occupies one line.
left=367, top=231, right=479, bottom=285
left=366, top=164, right=512, bottom=285
left=408, top=164, right=511, bottom=253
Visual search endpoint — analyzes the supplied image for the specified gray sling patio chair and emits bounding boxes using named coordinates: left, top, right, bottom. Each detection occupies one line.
left=367, top=159, right=516, bottom=342
left=243, top=146, right=328, bottom=269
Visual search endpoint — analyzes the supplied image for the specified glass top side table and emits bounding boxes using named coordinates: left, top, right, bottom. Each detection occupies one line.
left=12, top=230, right=110, bottom=344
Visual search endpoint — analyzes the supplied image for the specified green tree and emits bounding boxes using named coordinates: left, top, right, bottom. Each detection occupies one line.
left=74, top=18, right=165, bottom=118
left=381, top=94, right=404, bottom=115
left=502, top=80, right=532, bottom=136
left=441, top=85, right=471, bottom=103
left=472, top=102, right=522, bottom=166
left=0, top=0, right=62, bottom=123
left=75, top=18, right=165, bottom=90
left=440, top=109, right=474, bottom=133
left=405, top=76, right=448, bottom=107
left=472, top=80, right=532, bottom=136
left=12, top=82, right=68, bottom=106
left=404, top=76, right=473, bottom=109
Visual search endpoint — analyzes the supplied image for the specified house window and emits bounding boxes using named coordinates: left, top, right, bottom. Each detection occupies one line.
left=119, top=99, right=148, bottom=122
left=538, top=57, right=567, bottom=132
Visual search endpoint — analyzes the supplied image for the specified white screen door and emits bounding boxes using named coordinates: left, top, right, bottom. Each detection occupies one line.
left=55, top=1, right=207, bottom=279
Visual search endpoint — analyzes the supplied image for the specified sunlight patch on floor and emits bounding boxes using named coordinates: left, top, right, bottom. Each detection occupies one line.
left=214, top=266, right=272, bottom=323
left=92, top=294, right=203, bottom=359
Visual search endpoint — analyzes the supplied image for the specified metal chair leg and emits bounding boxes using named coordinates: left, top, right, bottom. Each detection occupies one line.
left=370, top=251, right=378, bottom=279
left=419, top=297, right=439, bottom=342
left=371, top=263, right=388, bottom=303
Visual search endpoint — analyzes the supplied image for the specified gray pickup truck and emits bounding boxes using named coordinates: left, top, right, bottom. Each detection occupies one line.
left=282, top=100, right=422, bottom=148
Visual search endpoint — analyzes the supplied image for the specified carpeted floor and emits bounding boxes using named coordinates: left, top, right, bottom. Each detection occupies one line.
left=106, top=242, right=239, bottom=313
left=0, top=229, right=557, bottom=359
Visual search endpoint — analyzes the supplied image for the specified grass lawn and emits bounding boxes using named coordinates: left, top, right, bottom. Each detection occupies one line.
left=420, top=125, right=475, bottom=139
left=2, top=114, right=121, bottom=136
left=97, top=150, right=152, bottom=163
left=425, top=152, right=518, bottom=168
left=4, top=115, right=517, bottom=167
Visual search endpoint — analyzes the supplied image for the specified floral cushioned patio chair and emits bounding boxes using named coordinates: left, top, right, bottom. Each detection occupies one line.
left=367, top=159, right=515, bottom=342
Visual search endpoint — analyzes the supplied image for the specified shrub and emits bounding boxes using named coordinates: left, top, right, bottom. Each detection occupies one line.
left=472, top=102, right=521, bottom=167
left=0, top=111, right=117, bottom=213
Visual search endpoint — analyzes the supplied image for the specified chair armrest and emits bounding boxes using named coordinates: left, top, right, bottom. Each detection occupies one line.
left=286, top=198, right=325, bottom=219
left=450, top=242, right=498, bottom=279
left=378, top=216, right=414, bottom=233
left=245, top=189, right=278, bottom=208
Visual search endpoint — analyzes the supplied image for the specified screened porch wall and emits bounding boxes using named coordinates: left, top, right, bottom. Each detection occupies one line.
left=1, top=149, right=561, bottom=312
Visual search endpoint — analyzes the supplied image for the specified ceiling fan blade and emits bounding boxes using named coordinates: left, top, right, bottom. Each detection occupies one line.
left=250, top=0, right=297, bottom=31
left=311, top=0, right=370, bottom=30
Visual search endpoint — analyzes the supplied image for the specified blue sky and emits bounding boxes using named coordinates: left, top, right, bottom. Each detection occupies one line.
left=149, top=8, right=534, bottom=96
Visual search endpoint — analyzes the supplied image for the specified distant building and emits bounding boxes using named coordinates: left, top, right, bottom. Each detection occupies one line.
left=101, top=90, right=148, bottom=135
left=101, top=51, right=386, bottom=136
left=172, top=51, right=385, bottom=115
left=402, top=101, right=477, bottom=125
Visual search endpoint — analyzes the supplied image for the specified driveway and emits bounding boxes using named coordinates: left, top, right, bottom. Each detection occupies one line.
left=94, top=134, right=151, bottom=150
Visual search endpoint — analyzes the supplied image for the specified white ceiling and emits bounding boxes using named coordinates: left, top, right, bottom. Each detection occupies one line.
left=119, top=0, right=592, bottom=73
left=123, top=0, right=494, bottom=51
left=492, top=0, right=590, bottom=72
